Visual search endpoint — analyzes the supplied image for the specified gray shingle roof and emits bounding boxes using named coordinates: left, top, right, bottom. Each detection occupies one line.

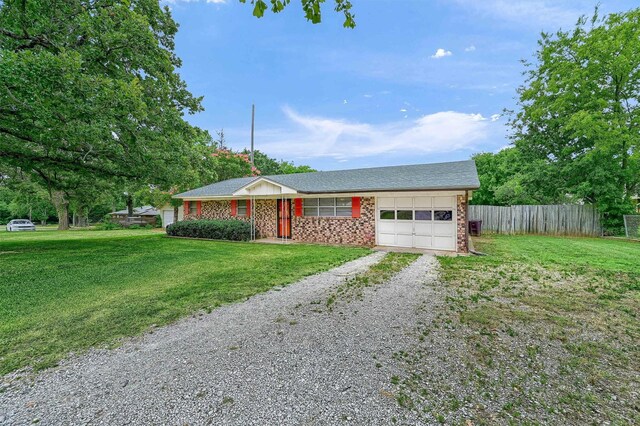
left=110, top=206, right=161, bottom=216
left=175, top=160, right=479, bottom=198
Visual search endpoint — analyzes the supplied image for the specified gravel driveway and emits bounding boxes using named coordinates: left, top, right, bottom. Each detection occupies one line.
left=0, top=252, right=438, bottom=425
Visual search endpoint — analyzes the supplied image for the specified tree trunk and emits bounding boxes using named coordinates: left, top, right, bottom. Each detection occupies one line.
left=173, top=206, right=178, bottom=223
left=127, top=194, right=134, bottom=217
left=52, top=191, right=70, bottom=230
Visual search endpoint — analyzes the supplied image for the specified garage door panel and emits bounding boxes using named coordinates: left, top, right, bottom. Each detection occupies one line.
left=397, top=234, right=413, bottom=247
left=433, top=236, right=455, bottom=250
left=376, top=196, right=458, bottom=251
left=378, top=233, right=395, bottom=246
left=414, top=222, right=432, bottom=236
left=162, top=211, right=174, bottom=227
left=395, top=197, right=413, bottom=208
left=433, top=222, right=455, bottom=236
left=378, top=222, right=395, bottom=234
left=395, top=222, right=413, bottom=234
left=433, top=196, right=454, bottom=208
left=413, top=235, right=432, bottom=248
left=378, top=198, right=395, bottom=208
left=413, top=197, right=432, bottom=208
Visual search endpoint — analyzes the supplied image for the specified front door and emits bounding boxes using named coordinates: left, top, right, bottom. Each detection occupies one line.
left=277, top=199, right=292, bottom=238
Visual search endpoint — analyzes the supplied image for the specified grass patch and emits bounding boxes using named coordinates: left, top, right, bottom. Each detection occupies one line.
left=326, top=252, right=419, bottom=309
left=0, top=229, right=369, bottom=375
left=394, top=234, right=640, bottom=425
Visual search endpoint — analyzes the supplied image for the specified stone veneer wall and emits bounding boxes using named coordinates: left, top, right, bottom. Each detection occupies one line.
left=456, top=194, right=468, bottom=253
left=291, top=197, right=376, bottom=246
left=184, top=199, right=277, bottom=238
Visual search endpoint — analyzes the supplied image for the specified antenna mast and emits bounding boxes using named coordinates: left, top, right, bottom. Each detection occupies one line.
left=250, top=104, right=255, bottom=167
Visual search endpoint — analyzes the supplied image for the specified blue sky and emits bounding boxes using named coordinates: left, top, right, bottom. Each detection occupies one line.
left=166, top=0, right=636, bottom=171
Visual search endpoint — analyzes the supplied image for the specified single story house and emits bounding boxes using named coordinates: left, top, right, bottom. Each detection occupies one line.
left=174, top=160, right=480, bottom=253
left=110, top=206, right=160, bottom=226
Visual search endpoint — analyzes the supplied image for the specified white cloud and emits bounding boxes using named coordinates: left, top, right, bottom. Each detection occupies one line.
left=490, top=113, right=501, bottom=122
left=431, top=48, right=452, bottom=59
left=465, top=45, right=476, bottom=52
left=253, top=107, right=494, bottom=161
left=400, top=108, right=408, bottom=113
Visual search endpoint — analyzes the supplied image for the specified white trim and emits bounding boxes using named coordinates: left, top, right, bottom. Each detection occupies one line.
left=232, top=177, right=298, bottom=197
left=178, top=190, right=467, bottom=201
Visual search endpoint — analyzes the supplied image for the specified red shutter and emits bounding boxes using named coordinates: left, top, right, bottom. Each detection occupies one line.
left=246, top=199, right=251, bottom=217
left=184, top=200, right=189, bottom=216
left=294, top=198, right=303, bottom=216
left=352, top=197, right=361, bottom=218
left=230, top=200, right=237, bottom=216
left=196, top=200, right=202, bottom=217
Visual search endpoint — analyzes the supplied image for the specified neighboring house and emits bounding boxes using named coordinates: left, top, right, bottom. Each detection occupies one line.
left=110, top=206, right=160, bottom=226
left=159, top=204, right=184, bottom=228
left=174, top=160, right=480, bottom=253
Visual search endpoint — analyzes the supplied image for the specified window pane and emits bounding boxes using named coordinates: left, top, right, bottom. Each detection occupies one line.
left=237, top=200, right=246, bottom=208
left=237, top=207, right=246, bottom=215
left=319, top=207, right=335, bottom=216
left=319, top=198, right=335, bottom=206
left=434, top=210, right=453, bottom=221
left=303, top=207, right=318, bottom=217
left=336, top=207, right=352, bottom=217
left=415, top=210, right=432, bottom=221
left=380, top=210, right=395, bottom=220
left=397, top=210, right=413, bottom=220
left=336, top=197, right=352, bottom=207
left=190, top=201, right=197, bottom=210
left=304, top=198, right=318, bottom=206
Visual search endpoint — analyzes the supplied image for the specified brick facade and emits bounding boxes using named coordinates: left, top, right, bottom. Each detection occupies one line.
left=183, top=194, right=466, bottom=252
left=291, top=197, right=376, bottom=246
left=185, top=199, right=277, bottom=238
left=456, top=194, right=468, bottom=253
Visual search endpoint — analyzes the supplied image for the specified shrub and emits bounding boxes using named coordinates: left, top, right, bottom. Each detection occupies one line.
left=144, top=224, right=154, bottom=229
left=128, top=224, right=141, bottom=230
left=94, top=221, right=123, bottom=230
left=166, top=219, right=254, bottom=241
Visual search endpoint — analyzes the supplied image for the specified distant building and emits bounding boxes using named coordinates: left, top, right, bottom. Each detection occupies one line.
left=110, top=206, right=160, bottom=227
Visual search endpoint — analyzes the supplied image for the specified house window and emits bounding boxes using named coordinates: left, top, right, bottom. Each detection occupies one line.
left=189, top=201, right=197, bottom=214
left=434, top=210, right=453, bottom=221
left=303, top=198, right=352, bottom=217
left=237, top=200, right=247, bottom=216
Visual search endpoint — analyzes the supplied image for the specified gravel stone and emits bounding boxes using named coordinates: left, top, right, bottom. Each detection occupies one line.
left=0, top=252, right=437, bottom=425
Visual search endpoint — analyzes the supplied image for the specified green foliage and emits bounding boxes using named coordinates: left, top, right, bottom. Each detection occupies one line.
left=239, top=0, right=355, bottom=28
left=509, top=8, right=640, bottom=231
left=471, top=149, right=557, bottom=206
left=166, top=219, right=254, bottom=241
left=212, top=149, right=256, bottom=181
left=0, top=0, right=215, bottom=228
left=244, top=149, right=318, bottom=176
left=0, top=229, right=367, bottom=373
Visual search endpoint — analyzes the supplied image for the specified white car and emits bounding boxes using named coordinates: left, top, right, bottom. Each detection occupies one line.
left=6, top=219, right=36, bottom=232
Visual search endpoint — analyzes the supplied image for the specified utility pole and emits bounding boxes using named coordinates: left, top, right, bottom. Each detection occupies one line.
left=250, top=104, right=255, bottom=167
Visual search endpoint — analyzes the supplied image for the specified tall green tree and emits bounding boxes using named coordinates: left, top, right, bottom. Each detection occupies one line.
left=510, top=8, right=640, bottom=231
left=0, top=0, right=208, bottom=228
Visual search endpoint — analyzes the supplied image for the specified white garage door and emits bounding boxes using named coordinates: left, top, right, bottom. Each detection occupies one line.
left=162, top=210, right=175, bottom=228
left=376, top=196, right=457, bottom=250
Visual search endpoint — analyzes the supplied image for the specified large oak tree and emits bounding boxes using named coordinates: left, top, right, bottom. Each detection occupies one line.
left=0, top=0, right=211, bottom=228
left=509, top=8, right=640, bottom=231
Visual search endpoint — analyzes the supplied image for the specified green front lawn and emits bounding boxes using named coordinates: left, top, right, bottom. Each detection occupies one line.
left=398, top=235, right=639, bottom=425
left=0, top=229, right=369, bottom=375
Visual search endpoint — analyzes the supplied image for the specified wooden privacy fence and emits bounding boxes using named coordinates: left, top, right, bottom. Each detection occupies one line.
left=468, top=204, right=602, bottom=236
